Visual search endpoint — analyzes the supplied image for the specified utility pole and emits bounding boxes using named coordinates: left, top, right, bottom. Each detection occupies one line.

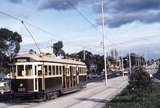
left=121, top=56, right=124, bottom=76
left=138, top=55, right=140, bottom=66
left=129, top=52, right=132, bottom=74
left=83, top=49, right=86, bottom=61
left=101, top=0, right=107, bottom=86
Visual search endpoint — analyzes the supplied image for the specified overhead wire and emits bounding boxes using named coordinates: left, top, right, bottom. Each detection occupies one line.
left=0, top=11, right=43, bottom=53
left=65, top=0, right=97, bottom=29
left=108, top=34, right=160, bottom=48
left=0, top=11, right=57, bottom=40
left=1, top=9, right=159, bottom=54
left=65, top=0, right=113, bottom=46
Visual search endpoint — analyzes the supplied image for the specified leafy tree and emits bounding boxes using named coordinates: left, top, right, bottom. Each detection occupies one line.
left=0, top=28, right=22, bottom=73
left=52, top=41, right=65, bottom=57
left=68, top=50, right=106, bottom=75
left=94, top=55, right=104, bottom=75
left=29, top=49, right=36, bottom=54
left=127, top=66, right=152, bottom=100
left=123, top=53, right=146, bottom=68
left=77, top=50, right=94, bottom=73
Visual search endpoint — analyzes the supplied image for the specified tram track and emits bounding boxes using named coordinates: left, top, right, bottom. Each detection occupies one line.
left=0, top=76, right=128, bottom=108
left=65, top=78, right=128, bottom=108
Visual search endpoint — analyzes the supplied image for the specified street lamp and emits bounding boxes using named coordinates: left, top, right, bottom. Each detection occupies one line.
left=101, top=0, right=107, bottom=86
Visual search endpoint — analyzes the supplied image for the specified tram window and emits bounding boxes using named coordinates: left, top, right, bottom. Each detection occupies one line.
left=17, top=65, right=24, bottom=76
left=35, top=66, right=37, bottom=76
left=73, top=67, right=75, bottom=74
left=67, top=67, right=70, bottom=75
left=26, top=65, right=32, bottom=76
left=49, top=66, right=51, bottom=75
left=52, top=66, right=55, bottom=75
left=59, top=66, right=62, bottom=75
left=56, top=66, right=58, bottom=75
left=82, top=68, right=84, bottom=74
left=61, top=66, right=63, bottom=75
left=78, top=67, right=80, bottom=74
left=45, top=65, right=48, bottom=75
left=80, top=68, right=82, bottom=74
left=70, top=67, right=72, bottom=74
left=38, top=65, right=42, bottom=76
left=35, top=79, right=37, bottom=90
left=58, top=66, right=60, bottom=75
left=63, top=66, right=65, bottom=73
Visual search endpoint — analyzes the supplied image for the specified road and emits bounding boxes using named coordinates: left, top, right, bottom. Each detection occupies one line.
left=146, top=62, right=160, bottom=82
left=0, top=76, right=128, bottom=108
left=146, top=62, right=159, bottom=75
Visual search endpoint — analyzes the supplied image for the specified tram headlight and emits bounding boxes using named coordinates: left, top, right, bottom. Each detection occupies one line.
left=20, top=83, right=23, bottom=87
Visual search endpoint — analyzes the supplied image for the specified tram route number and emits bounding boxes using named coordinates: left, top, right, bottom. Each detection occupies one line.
left=18, top=88, right=25, bottom=92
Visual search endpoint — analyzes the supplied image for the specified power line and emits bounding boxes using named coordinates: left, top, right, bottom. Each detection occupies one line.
left=0, top=11, right=21, bottom=21
left=25, top=22, right=57, bottom=41
left=108, top=34, right=160, bottom=47
left=65, top=0, right=97, bottom=30
left=65, top=0, right=113, bottom=45
left=0, top=11, right=57, bottom=40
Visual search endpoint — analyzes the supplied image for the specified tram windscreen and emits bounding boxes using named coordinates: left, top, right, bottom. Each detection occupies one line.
left=17, top=65, right=24, bottom=76
left=26, top=65, right=32, bottom=76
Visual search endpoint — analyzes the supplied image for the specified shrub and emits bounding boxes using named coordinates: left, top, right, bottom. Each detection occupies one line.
left=127, top=66, right=152, bottom=100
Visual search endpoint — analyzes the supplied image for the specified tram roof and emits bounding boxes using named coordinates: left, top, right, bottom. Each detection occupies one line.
left=15, top=53, right=85, bottom=65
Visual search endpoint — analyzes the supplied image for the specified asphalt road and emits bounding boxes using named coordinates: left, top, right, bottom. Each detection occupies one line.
left=146, top=63, right=159, bottom=75
left=0, top=76, right=128, bottom=108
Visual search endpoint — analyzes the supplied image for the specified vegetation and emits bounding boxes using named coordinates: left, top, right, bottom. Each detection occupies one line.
left=105, top=82, right=160, bottom=108
left=105, top=66, right=156, bottom=108
left=0, top=28, right=22, bottom=73
left=67, top=50, right=105, bottom=75
left=123, top=53, right=145, bottom=68
left=128, top=66, right=152, bottom=100
left=52, top=41, right=65, bottom=57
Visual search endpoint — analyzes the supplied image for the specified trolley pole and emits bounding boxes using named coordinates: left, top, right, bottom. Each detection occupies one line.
left=101, top=0, right=107, bottom=86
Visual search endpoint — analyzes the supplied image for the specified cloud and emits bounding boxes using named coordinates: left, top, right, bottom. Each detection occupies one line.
left=9, top=0, right=22, bottom=4
left=95, top=0, right=160, bottom=28
left=8, top=0, right=39, bottom=4
left=38, top=0, right=85, bottom=10
left=9, top=0, right=86, bottom=11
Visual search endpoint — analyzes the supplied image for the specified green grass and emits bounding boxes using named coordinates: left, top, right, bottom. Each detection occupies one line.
left=105, top=82, right=160, bottom=108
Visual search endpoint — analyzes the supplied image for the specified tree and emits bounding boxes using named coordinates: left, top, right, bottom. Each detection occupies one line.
left=52, top=41, right=65, bottom=57
left=123, top=53, right=146, bottom=68
left=0, top=28, right=22, bottom=73
left=94, top=55, right=104, bottom=75
left=127, top=66, right=152, bottom=100
left=77, top=50, right=94, bottom=73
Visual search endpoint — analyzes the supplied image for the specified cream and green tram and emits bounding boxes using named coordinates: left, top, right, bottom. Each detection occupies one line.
left=10, top=53, right=87, bottom=99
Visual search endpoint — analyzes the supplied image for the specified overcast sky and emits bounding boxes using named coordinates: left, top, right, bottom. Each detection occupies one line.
left=0, top=0, right=160, bottom=59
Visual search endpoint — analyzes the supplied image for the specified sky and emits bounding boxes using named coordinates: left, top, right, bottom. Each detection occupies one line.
left=0, top=0, right=160, bottom=59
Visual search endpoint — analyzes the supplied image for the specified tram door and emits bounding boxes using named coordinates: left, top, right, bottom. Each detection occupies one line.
left=70, top=67, right=73, bottom=87
left=63, top=66, right=67, bottom=88
left=76, top=67, right=79, bottom=85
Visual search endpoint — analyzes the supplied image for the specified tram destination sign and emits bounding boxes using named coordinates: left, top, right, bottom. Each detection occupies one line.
left=16, top=58, right=29, bottom=62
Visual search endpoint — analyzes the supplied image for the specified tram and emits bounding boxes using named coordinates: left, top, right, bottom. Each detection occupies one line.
left=10, top=52, right=87, bottom=99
